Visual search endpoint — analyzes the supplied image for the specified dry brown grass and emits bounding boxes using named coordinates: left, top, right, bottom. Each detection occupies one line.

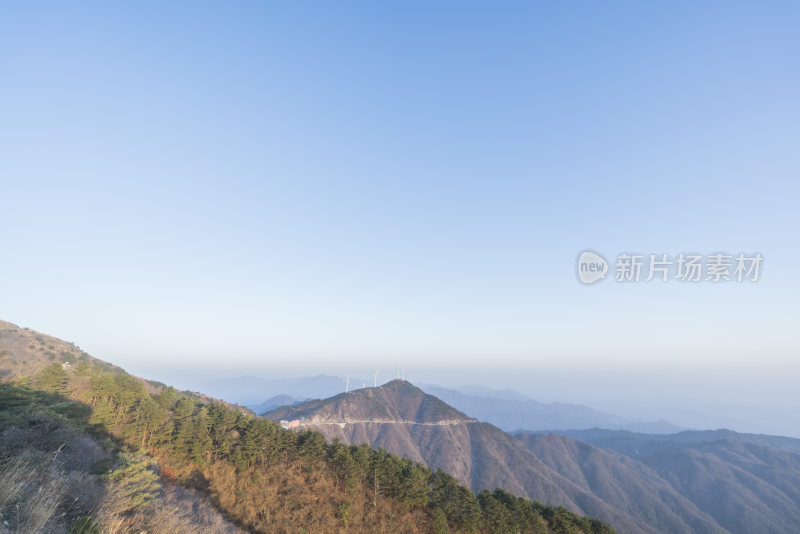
left=0, top=456, right=29, bottom=510
left=0, top=407, right=243, bottom=534
left=204, top=458, right=432, bottom=534
left=0, top=452, right=68, bottom=533
left=94, top=480, right=242, bottom=534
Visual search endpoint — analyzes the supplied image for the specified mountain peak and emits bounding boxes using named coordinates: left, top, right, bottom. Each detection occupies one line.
left=264, top=380, right=476, bottom=425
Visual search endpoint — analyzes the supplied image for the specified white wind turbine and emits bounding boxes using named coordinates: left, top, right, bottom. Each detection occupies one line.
left=344, top=373, right=351, bottom=394
left=373, top=370, right=379, bottom=388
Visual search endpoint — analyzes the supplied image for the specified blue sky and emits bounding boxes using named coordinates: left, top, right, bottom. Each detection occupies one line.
left=2, top=2, right=799, bottom=433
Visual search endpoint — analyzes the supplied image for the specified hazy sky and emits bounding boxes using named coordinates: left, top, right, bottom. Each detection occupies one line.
left=2, top=3, right=798, bottom=433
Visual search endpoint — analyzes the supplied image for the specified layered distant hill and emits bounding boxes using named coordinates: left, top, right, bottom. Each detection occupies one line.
left=418, top=384, right=685, bottom=433
left=544, top=428, right=800, bottom=456
left=264, top=380, right=726, bottom=534
left=247, top=394, right=309, bottom=415
left=202, top=374, right=368, bottom=406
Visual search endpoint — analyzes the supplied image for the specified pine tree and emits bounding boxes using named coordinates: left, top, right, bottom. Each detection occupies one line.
left=188, top=406, right=212, bottom=466
left=431, top=507, right=450, bottom=534
left=105, top=453, right=161, bottom=512
left=36, top=363, right=68, bottom=394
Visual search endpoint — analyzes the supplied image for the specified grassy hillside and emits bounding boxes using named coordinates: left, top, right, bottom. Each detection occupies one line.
left=0, top=321, right=614, bottom=534
left=0, top=385, right=241, bottom=534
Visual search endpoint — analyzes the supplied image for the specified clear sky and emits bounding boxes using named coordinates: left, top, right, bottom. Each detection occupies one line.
left=2, top=3, right=799, bottom=434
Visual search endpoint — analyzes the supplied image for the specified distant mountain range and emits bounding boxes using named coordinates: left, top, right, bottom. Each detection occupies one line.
left=418, top=384, right=686, bottom=434
left=201, top=374, right=366, bottom=406
left=537, top=428, right=800, bottom=457
left=247, top=394, right=308, bottom=415
left=264, top=380, right=800, bottom=534
left=205, top=374, right=683, bottom=433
